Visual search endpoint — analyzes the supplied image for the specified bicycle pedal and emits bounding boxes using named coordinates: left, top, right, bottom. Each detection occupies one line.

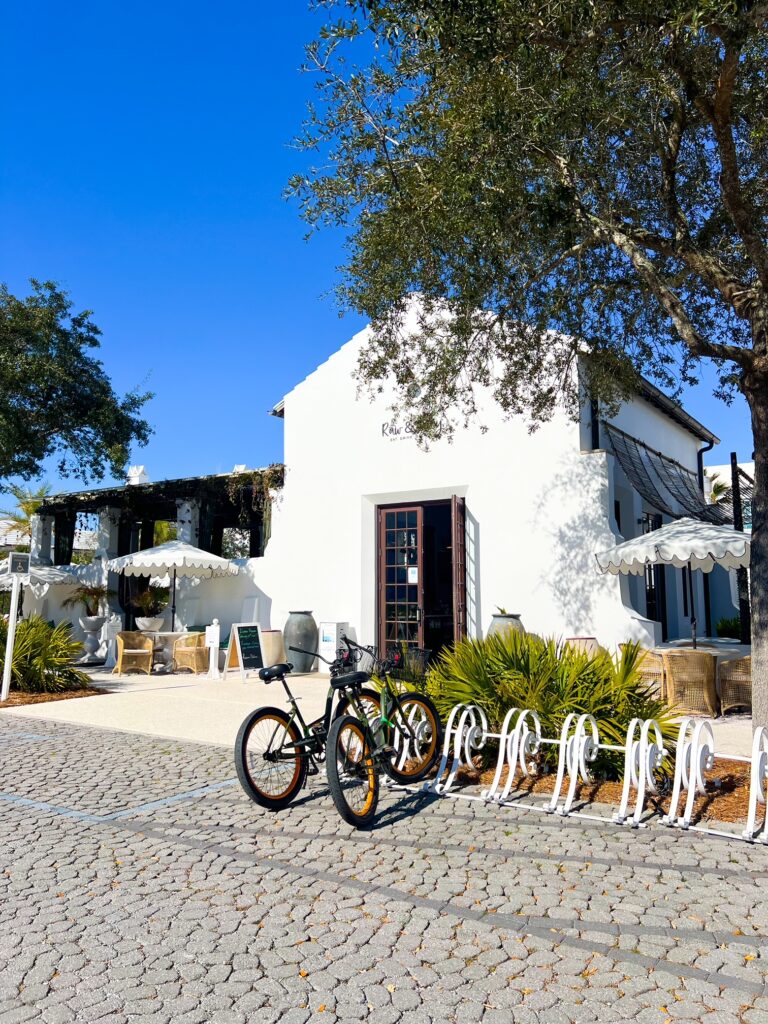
left=307, top=764, right=320, bottom=776
left=379, top=745, right=397, bottom=755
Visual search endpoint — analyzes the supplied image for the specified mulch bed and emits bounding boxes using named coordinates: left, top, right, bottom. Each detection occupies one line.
left=455, top=758, right=756, bottom=826
left=0, top=688, right=107, bottom=707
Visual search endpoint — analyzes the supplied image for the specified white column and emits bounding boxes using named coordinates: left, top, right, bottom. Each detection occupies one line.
left=95, top=507, right=121, bottom=561
left=176, top=500, right=200, bottom=546
left=30, top=514, right=53, bottom=565
left=95, top=507, right=122, bottom=619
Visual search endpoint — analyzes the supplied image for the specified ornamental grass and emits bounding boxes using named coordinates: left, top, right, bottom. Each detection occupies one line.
left=426, top=631, right=677, bottom=780
left=0, top=615, right=90, bottom=693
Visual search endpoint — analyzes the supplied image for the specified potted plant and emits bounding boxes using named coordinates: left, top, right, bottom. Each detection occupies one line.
left=487, top=606, right=525, bottom=637
left=130, top=585, right=169, bottom=632
left=62, top=584, right=112, bottom=663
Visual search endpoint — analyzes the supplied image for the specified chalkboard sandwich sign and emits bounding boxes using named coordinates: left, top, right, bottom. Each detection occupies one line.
left=225, top=623, right=265, bottom=679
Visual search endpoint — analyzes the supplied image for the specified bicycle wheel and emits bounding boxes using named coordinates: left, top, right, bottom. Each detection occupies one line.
left=235, top=707, right=307, bottom=810
left=382, top=693, right=442, bottom=784
left=326, top=714, right=379, bottom=827
left=335, top=687, right=381, bottom=725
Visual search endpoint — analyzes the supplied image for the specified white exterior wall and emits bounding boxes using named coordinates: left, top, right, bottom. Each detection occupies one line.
left=249, top=326, right=664, bottom=649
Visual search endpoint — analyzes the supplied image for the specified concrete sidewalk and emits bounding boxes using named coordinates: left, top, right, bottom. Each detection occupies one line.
left=1, top=667, right=333, bottom=747
left=0, top=666, right=756, bottom=755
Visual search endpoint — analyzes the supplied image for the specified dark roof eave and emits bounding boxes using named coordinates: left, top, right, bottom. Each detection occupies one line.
left=636, top=378, right=719, bottom=446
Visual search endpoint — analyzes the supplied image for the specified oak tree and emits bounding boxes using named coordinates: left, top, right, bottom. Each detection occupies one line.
left=293, top=1, right=768, bottom=721
left=0, top=280, right=152, bottom=484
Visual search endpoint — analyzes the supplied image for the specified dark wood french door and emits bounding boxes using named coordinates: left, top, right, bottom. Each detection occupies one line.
left=377, top=498, right=467, bottom=656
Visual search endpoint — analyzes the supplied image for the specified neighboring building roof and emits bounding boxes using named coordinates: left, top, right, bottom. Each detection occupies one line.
left=706, top=461, right=755, bottom=480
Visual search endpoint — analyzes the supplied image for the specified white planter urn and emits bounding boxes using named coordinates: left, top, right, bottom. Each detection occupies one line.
left=487, top=613, right=525, bottom=638
left=135, top=616, right=165, bottom=632
left=78, top=615, right=107, bottom=664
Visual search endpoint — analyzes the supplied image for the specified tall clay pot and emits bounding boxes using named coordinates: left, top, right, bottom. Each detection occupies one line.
left=487, top=613, right=525, bottom=638
left=284, top=611, right=319, bottom=672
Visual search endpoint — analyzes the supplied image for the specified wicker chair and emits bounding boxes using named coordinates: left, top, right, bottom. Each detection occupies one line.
left=620, top=644, right=666, bottom=699
left=113, top=631, right=154, bottom=676
left=662, top=650, right=718, bottom=717
left=719, top=656, right=752, bottom=714
left=173, top=632, right=208, bottom=674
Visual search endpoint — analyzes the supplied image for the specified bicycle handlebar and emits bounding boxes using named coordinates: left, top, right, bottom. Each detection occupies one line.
left=288, top=644, right=334, bottom=666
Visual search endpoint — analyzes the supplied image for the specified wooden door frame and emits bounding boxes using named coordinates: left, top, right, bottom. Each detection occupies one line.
left=377, top=504, right=425, bottom=653
left=375, top=497, right=468, bottom=653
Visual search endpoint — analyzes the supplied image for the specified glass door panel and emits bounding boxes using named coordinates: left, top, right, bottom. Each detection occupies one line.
left=379, top=506, right=423, bottom=652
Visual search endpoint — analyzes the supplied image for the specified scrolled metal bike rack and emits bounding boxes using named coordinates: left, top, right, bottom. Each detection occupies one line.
left=387, top=702, right=768, bottom=844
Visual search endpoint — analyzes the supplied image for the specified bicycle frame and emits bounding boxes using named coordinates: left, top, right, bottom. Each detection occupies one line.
left=263, top=638, right=425, bottom=770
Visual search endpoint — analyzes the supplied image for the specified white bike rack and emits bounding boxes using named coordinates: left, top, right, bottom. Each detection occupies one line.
left=391, top=702, right=768, bottom=844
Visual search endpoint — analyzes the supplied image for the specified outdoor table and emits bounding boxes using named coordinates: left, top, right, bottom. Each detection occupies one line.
left=654, top=639, right=751, bottom=700
left=140, top=630, right=186, bottom=673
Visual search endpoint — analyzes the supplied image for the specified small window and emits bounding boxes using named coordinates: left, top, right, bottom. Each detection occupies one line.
left=614, top=500, right=622, bottom=531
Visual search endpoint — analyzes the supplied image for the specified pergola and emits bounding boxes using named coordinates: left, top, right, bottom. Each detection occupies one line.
left=36, top=466, right=284, bottom=565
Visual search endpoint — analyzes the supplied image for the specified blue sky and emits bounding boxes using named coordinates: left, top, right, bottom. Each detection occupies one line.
left=0, top=1, right=753, bottom=495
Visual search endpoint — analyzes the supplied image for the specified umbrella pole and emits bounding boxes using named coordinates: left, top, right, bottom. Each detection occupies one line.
left=688, top=560, right=697, bottom=649
left=171, top=567, right=177, bottom=632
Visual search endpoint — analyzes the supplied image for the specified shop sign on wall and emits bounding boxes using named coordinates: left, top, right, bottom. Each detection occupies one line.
left=381, top=420, right=417, bottom=442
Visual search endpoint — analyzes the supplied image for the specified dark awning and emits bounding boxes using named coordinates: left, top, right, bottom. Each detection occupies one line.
left=604, top=424, right=731, bottom=525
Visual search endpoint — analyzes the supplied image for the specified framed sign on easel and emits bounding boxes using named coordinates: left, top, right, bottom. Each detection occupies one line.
left=224, top=623, right=265, bottom=680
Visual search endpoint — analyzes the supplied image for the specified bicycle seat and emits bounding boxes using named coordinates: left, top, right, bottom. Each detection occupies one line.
left=259, top=663, right=292, bottom=682
left=331, top=671, right=369, bottom=690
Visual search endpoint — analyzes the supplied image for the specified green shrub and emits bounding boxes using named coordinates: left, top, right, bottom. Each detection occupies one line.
left=716, top=615, right=742, bottom=639
left=0, top=616, right=90, bottom=694
left=426, top=631, right=677, bottom=779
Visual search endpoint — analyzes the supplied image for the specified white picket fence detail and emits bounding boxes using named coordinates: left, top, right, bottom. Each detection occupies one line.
left=393, top=702, right=768, bottom=843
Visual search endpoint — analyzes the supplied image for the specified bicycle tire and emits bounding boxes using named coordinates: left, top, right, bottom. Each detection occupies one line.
left=235, top=706, right=307, bottom=810
left=335, top=687, right=381, bottom=724
left=326, top=714, right=379, bottom=827
left=381, top=692, right=443, bottom=785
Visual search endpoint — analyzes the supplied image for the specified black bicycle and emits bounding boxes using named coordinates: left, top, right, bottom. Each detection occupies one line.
left=234, top=636, right=442, bottom=823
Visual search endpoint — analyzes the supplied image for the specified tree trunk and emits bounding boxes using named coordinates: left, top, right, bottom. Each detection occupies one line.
left=748, top=386, right=768, bottom=728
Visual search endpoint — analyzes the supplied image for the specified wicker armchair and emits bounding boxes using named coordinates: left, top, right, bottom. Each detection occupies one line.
left=719, top=656, right=752, bottom=714
left=662, top=650, right=718, bottom=717
left=621, top=644, right=666, bottom=699
left=113, top=631, right=154, bottom=676
left=173, top=632, right=208, bottom=674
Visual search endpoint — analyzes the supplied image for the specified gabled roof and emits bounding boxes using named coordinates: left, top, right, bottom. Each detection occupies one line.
left=268, top=318, right=719, bottom=446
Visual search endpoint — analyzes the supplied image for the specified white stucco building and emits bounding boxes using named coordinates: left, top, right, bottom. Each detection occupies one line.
left=243, top=320, right=723, bottom=653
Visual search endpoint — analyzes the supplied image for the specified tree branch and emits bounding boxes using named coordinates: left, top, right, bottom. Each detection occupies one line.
left=679, top=44, right=768, bottom=288
left=589, top=215, right=755, bottom=368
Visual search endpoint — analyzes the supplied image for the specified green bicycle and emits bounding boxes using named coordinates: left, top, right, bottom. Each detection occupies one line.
left=234, top=636, right=442, bottom=825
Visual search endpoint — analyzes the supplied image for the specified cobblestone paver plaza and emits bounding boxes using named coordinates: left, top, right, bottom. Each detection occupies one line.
left=2, top=717, right=768, bottom=1023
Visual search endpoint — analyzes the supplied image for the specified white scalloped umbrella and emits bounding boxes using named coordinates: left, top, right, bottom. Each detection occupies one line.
left=107, top=541, right=239, bottom=629
left=0, top=563, right=77, bottom=599
left=596, top=517, right=750, bottom=647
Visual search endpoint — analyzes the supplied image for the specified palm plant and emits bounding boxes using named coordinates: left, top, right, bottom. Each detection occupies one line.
left=705, top=471, right=731, bottom=505
left=0, top=616, right=89, bottom=693
left=130, top=585, right=169, bottom=617
left=62, top=584, right=111, bottom=618
left=1, top=482, right=51, bottom=546
left=427, top=631, right=677, bottom=779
